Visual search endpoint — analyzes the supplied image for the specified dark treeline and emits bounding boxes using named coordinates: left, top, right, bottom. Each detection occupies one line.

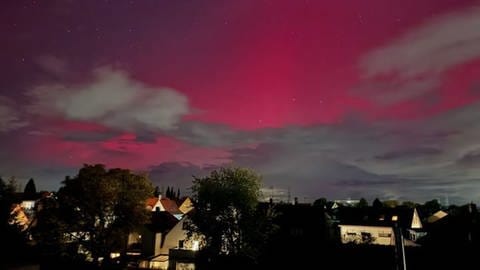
left=1, top=168, right=480, bottom=270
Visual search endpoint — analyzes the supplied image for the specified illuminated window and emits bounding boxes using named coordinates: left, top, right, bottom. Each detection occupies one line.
left=379, top=232, right=392, bottom=238
left=191, top=240, right=199, bottom=251
left=391, top=215, right=398, bottom=221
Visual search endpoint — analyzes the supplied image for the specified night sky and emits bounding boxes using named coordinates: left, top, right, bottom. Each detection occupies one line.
left=2, top=0, right=480, bottom=204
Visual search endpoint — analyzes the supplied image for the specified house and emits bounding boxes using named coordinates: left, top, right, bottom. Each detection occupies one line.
left=127, top=197, right=202, bottom=269
left=339, top=225, right=395, bottom=245
left=338, top=206, right=426, bottom=246
left=423, top=203, right=478, bottom=246
left=130, top=212, right=201, bottom=270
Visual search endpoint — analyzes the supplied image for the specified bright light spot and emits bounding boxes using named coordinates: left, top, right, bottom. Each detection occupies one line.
left=110, top=252, right=121, bottom=259
left=392, top=215, right=398, bottom=221
left=192, top=240, right=199, bottom=251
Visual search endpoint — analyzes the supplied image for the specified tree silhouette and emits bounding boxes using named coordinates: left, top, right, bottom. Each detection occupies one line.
left=313, top=198, right=328, bottom=209
left=187, top=167, right=274, bottom=264
left=35, top=164, right=154, bottom=267
left=154, top=186, right=161, bottom=197
left=373, top=198, right=383, bottom=209
left=24, top=178, right=37, bottom=200
left=358, top=198, right=368, bottom=208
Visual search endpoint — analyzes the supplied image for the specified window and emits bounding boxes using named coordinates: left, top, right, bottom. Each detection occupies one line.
left=379, top=232, right=391, bottom=238
left=178, top=240, right=184, bottom=249
left=191, top=240, right=199, bottom=251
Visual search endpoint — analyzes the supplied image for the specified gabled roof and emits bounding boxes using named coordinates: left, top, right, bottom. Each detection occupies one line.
left=146, top=197, right=159, bottom=209
left=427, top=210, right=448, bottom=223
left=145, top=197, right=183, bottom=215
left=160, top=198, right=182, bottom=214
left=177, top=197, right=194, bottom=214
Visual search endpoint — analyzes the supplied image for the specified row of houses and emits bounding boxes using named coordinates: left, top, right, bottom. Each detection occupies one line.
left=8, top=192, right=200, bottom=270
left=9, top=191, right=478, bottom=269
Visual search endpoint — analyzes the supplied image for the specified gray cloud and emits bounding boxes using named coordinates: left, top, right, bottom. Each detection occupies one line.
left=457, top=149, right=480, bottom=166
left=375, top=147, right=443, bottom=161
left=148, top=162, right=217, bottom=191
left=356, top=5, right=480, bottom=104
left=166, top=121, right=253, bottom=147
left=61, top=129, right=121, bottom=142
left=26, top=66, right=190, bottom=133
left=146, top=100, right=480, bottom=204
left=361, top=6, right=480, bottom=78
left=0, top=97, right=28, bottom=132
left=353, top=77, right=440, bottom=105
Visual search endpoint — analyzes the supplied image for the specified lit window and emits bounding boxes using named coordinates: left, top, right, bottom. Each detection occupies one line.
left=191, top=240, right=199, bottom=251
left=379, top=232, right=392, bottom=238
left=392, top=215, right=398, bottom=221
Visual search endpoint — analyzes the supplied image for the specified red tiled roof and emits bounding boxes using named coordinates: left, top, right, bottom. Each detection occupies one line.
left=146, top=197, right=159, bottom=208
left=160, top=198, right=181, bottom=214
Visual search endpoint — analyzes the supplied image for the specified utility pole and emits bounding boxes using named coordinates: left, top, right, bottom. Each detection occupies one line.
left=394, top=223, right=407, bottom=270
left=287, top=186, right=291, bottom=204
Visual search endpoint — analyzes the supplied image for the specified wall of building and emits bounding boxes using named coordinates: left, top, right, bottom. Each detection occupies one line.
left=339, top=225, right=394, bottom=245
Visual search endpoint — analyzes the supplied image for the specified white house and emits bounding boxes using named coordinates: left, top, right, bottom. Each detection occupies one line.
left=338, top=207, right=426, bottom=246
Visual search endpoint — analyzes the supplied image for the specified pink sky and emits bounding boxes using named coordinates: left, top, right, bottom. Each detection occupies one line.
left=1, top=0, right=480, bottom=203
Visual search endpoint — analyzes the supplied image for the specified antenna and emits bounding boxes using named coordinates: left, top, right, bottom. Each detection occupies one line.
left=287, top=186, right=291, bottom=204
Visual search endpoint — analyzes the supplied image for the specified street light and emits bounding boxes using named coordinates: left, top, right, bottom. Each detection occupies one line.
left=393, top=217, right=406, bottom=270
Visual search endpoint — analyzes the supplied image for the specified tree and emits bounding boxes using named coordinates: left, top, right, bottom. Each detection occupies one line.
left=402, top=201, right=417, bottom=208
left=313, top=197, right=328, bottom=209
left=0, top=177, right=12, bottom=228
left=165, top=186, right=170, bottom=198
left=372, top=198, right=383, bottom=209
left=24, top=178, right=37, bottom=200
left=153, top=186, right=161, bottom=197
left=37, top=164, right=154, bottom=266
left=358, top=198, right=368, bottom=208
left=188, top=167, right=272, bottom=264
left=383, top=200, right=399, bottom=208
left=421, top=199, right=441, bottom=217
left=1, top=177, right=29, bottom=263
